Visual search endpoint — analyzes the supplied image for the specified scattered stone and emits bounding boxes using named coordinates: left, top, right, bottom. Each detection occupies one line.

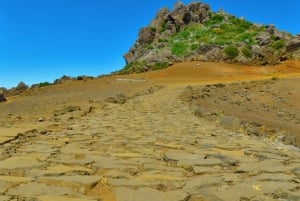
left=54, top=106, right=81, bottom=116
left=105, top=94, right=126, bottom=104
left=38, top=117, right=46, bottom=122
left=40, top=129, right=48, bottom=135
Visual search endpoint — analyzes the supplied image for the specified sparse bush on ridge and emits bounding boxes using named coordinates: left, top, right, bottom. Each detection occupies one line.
left=242, top=47, right=252, bottom=58
left=271, top=40, right=285, bottom=50
left=224, top=46, right=239, bottom=59
left=38, top=82, right=52, bottom=87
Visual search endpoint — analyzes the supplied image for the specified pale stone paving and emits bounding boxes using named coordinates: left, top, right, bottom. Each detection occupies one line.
left=0, top=86, right=299, bottom=201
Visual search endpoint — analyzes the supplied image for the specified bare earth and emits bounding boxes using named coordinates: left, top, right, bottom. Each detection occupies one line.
left=0, top=60, right=300, bottom=201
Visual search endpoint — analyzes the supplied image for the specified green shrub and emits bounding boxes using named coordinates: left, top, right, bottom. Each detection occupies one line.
left=190, top=44, right=199, bottom=51
left=120, top=61, right=145, bottom=74
left=160, top=21, right=167, bottom=33
left=150, top=26, right=156, bottom=32
left=38, top=82, right=52, bottom=87
left=171, top=42, right=188, bottom=56
left=151, top=62, right=169, bottom=70
left=205, top=13, right=224, bottom=26
left=271, top=40, right=285, bottom=50
left=241, top=47, right=252, bottom=58
left=224, top=46, right=239, bottom=59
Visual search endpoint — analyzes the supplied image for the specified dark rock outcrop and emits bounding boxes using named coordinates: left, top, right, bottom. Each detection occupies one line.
left=122, top=1, right=300, bottom=73
left=16, top=82, right=29, bottom=91
left=0, top=90, right=7, bottom=102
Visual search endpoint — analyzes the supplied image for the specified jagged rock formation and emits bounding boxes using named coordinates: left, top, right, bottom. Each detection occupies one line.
left=122, top=1, right=300, bottom=73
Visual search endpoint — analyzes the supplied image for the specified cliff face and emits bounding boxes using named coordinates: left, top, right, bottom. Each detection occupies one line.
left=122, top=1, right=300, bottom=73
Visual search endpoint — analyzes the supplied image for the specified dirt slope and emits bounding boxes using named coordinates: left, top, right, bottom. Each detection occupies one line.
left=0, top=60, right=299, bottom=201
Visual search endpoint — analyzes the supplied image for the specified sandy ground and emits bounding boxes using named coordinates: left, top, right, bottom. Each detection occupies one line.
left=0, top=60, right=300, bottom=201
left=1, top=60, right=300, bottom=144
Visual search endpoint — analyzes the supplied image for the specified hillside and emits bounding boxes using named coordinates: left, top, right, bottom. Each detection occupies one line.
left=0, top=61, right=300, bottom=200
left=122, top=1, right=300, bottom=73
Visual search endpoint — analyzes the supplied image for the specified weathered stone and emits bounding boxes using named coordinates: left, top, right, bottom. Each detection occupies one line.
left=0, top=156, right=43, bottom=170
left=0, top=90, right=6, bottom=102
left=54, top=106, right=81, bottom=116
left=114, top=187, right=188, bottom=201
left=236, top=159, right=295, bottom=173
left=105, top=94, right=126, bottom=104
left=138, top=27, right=156, bottom=46
left=7, top=182, right=79, bottom=197
left=0, top=176, right=33, bottom=183
left=183, top=175, right=223, bottom=193
left=28, top=164, right=92, bottom=177
left=38, top=195, right=98, bottom=201
left=38, top=175, right=102, bottom=188
left=0, top=196, right=10, bottom=201
left=219, top=115, right=241, bottom=130
left=193, top=166, right=221, bottom=174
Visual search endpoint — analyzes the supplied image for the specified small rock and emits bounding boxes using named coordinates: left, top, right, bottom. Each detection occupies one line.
left=54, top=106, right=81, bottom=116
left=38, top=117, right=46, bottom=122
left=105, top=94, right=126, bottom=104
left=40, top=129, right=48, bottom=135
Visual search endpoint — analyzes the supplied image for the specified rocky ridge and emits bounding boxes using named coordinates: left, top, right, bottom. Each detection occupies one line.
left=122, top=1, right=300, bottom=73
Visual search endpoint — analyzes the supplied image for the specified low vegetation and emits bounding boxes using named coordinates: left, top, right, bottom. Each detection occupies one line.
left=122, top=2, right=296, bottom=74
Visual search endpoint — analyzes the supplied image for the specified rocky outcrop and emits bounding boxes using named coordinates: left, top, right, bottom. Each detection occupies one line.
left=122, top=1, right=300, bottom=73
left=15, top=82, right=29, bottom=91
left=0, top=90, right=7, bottom=102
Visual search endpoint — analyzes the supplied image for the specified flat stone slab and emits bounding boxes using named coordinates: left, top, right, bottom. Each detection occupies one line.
left=139, top=172, right=187, bottom=181
left=110, top=152, right=144, bottom=158
left=193, top=166, right=221, bottom=174
left=163, top=151, right=223, bottom=166
left=155, top=142, right=183, bottom=149
left=38, top=175, right=102, bottom=188
left=237, top=159, right=296, bottom=173
left=114, top=187, right=188, bottom=201
left=183, top=175, right=223, bottom=193
left=28, top=164, right=92, bottom=177
left=0, top=176, right=33, bottom=183
left=6, top=182, right=79, bottom=197
left=0, top=196, right=10, bottom=201
left=38, top=195, right=98, bottom=201
left=0, top=156, right=43, bottom=170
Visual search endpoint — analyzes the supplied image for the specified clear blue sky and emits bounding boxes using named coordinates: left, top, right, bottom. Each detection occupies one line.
left=1, top=0, right=299, bottom=88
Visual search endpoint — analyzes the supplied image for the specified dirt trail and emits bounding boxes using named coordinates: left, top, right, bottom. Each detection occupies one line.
left=0, top=61, right=300, bottom=201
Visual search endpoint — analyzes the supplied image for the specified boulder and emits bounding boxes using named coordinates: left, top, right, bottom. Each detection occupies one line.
left=0, top=90, right=7, bottom=102
left=286, top=36, right=300, bottom=52
left=252, top=45, right=280, bottom=65
left=256, top=32, right=271, bottom=46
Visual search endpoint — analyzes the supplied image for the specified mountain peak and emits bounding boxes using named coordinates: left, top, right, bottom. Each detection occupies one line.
left=121, top=1, right=300, bottom=74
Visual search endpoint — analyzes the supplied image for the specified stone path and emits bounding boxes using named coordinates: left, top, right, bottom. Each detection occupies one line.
left=0, top=86, right=299, bottom=201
